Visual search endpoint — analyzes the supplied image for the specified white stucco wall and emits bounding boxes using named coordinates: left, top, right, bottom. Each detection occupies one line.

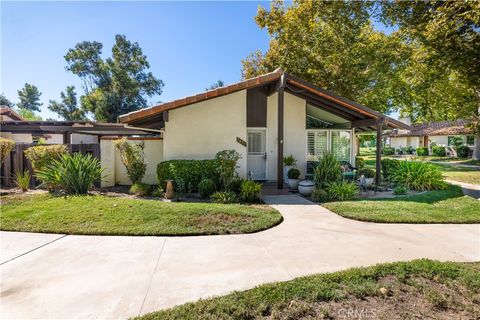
left=45, top=134, right=98, bottom=144
left=164, top=90, right=248, bottom=178
left=100, top=138, right=163, bottom=187
left=429, top=136, right=448, bottom=146
left=0, top=132, right=33, bottom=143
left=283, top=92, right=307, bottom=179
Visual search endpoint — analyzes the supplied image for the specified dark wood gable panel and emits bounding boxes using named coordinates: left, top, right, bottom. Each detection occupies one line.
left=246, top=87, right=267, bottom=127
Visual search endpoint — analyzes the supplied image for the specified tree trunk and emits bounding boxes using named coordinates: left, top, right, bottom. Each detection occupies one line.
left=474, top=132, right=480, bottom=160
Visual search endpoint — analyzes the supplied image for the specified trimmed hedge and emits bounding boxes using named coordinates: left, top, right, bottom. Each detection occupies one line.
left=24, top=144, right=68, bottom=172
left=432, top=146, right=446, bottom=157
left=382, top=147, right=395, bottom=155
left=416, top=147, right=429, bottom=156
left=456, top=145, right=471, bottom=158
left=0, top=137, right=15, bottom=165
left=156, top=160, right=221, bottom=193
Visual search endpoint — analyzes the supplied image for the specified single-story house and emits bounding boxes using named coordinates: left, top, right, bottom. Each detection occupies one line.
left=388, top=117, right=476, bottom=156
left=119, top=68, right=409, bottom=187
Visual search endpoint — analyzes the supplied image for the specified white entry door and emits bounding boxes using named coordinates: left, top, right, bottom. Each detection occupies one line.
left=247, top=129, right=267, bottom=180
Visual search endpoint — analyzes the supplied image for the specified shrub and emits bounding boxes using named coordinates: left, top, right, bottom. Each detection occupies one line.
left=416, top=147, right=429, bottom=156
left=240, top=180, right=262, bottom=203
left=381, top=159, right=401, bottom=180
left=198, top=178, right=217, bottom=199
left=355, top=156, right=365, bottom=169
left=113, top=138, right=146, bottom=185
left=287, top=168, right=300, bottom=179
left=151, top=187, right=163, bottom=197
left=283, top=155, right=297, bottom=166
left=157, top=160, right=220, bottom=193
left=215, top=150, right=241, bottom=187
left=392, top=161, right=447, bottom=191
left=357, top=168, right=375, bottom=178
left=382, top=147, right=395, bottom=155
left=0, top=137, right=15, bottom=165
left=404, top=146, right=415, bottom=155
left=327, top=181, right=358, bottom=201
left=432, top=146, right=446, bottom=157
left=313, top=153, right=341, bottom=189
left=14, top=170, right=31, bottom=192
left=393, top=185, right=408, bottom=195
left=36, top=153, right=103, bottom=194
left=226, top=178, right=244, bottom=194
left=211, top=191, right=238, bottom=204
left=130, top=183, right=152, bottom=197
left=456, top=145, right=471, bottom=158
left=24, top=144, right=67, bottom=172
left=311, top=188, right=331, bottom=203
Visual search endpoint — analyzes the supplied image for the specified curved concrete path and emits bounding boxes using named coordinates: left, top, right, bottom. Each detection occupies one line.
left=1, top=195, right=479, bottom=319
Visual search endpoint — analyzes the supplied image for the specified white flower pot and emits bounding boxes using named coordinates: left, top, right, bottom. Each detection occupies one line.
left=364, top=178, right=374, bottom=187
left=283, top=165, right=292, bottom=183
left=288, top=178, right=300, bottom=190
left=298, top=180, right=315, bottom=197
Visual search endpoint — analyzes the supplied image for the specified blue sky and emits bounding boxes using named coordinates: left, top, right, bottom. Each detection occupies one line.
left=1, top=1, right=270, bottom=120
left=1, top=1, right=398, bottom=120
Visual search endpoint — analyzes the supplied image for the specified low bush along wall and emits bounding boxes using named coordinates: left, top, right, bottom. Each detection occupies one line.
left=157, top=159, right=221, bottom=193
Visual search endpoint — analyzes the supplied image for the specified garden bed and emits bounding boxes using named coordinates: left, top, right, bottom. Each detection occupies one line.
left=136, top=259, right=480, bottom=320
left=0, top=193, right=282, bottom=236
left=323, top=185, right=480, bottom=223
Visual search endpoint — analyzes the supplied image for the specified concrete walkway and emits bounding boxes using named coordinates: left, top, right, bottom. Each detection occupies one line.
left=1, top=195, right=479, bottom=319
left=446, top=179, right=480, bottom=199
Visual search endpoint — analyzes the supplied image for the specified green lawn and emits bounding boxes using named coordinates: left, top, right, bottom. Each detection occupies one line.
left=0, top=194, right=282, bottom=236
left=323, top=185, right=480, bottom=223
left=137, top=259, right=480, bottom=320
left=434, top=164, right=480, bottom=185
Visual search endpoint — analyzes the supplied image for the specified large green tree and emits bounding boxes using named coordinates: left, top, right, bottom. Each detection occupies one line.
left=0, top=94, right=14, bottom=108
left=17, top=83, right=42, bottom=112
left=242, top=0, right=409, bottom=113
left=48, top=86, right=87, bottom=121
left=379, top=0, right=480, bottom=158
left=65, top=34, right=164, bottom=122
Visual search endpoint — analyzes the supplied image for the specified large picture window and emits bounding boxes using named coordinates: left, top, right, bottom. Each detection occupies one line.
left=331, top=131, right=351, bottom=162
left=307, top=130, right=328, bottom=161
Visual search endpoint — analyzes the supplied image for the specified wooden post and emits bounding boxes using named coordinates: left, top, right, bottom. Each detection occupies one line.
left=375, top=121, right=382, bottom=186
left=2, top=152, right=11, bottom=187
left=63, top=132, right=71, bottom=144
left=277, top=75, right=285, bottom=189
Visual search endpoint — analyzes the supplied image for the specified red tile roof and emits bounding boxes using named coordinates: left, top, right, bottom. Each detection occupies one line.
left=389, top=119, right=474, bottom=137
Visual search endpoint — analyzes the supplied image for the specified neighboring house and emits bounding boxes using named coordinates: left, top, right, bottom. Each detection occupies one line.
left=0, top=118, right=162, bottom=186
left=119, top=68, right=408, bottom=187
left=0, top=105, right=97, bottom=144
left=388, top=117, right=476, bottom=156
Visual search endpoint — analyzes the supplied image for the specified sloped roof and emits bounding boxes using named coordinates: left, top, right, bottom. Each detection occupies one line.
left=119, top=68, right=283, bottom=123
left=119, top=68, right=409, bottom=131
left=0, top=106, right=25, bottom=121
left=389, top=119, right=473, bottom=137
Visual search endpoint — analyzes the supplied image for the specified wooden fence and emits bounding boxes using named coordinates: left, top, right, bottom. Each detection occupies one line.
left=0, top=143, right=100, bottom=188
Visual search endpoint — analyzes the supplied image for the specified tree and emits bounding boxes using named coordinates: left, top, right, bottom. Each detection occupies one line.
left=379, top=1, right=480, bottom=158
left=65, top=34, right=164, bottom=122
left=16, top=108, right=42, bottom=121
left=48, top=86, right=87, bottom=121
left=242, top=0, right=410, bottom=113
left=0, top=94, right=14, bottom=108
left=206, top=80, right=225, bottom=91
left=17, top=83, right=42, bottom=112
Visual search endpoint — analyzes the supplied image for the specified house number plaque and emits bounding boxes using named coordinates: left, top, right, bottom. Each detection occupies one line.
left=236, top=137, right=247, bottom=147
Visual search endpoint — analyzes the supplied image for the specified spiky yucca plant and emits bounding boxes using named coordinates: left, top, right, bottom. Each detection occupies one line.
left=37, top=153, right=103, bottom=194
left=14, top=170, right=31, bottom=192
left=313, top=152, right=342, bottom=189
left=392, top=161, right=447, bottom=191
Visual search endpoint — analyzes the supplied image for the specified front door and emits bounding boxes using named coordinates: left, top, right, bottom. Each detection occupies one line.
left=247, top=129, right=267, bottom=180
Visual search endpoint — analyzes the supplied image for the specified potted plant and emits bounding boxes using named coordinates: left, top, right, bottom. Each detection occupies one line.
left=298, top=180, right=315, bottom=196
left=283, top=155, right=297, bottom=182
left=287, top=168, right=301, bottom=190
left=357, top=168, right=375, bottom=188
